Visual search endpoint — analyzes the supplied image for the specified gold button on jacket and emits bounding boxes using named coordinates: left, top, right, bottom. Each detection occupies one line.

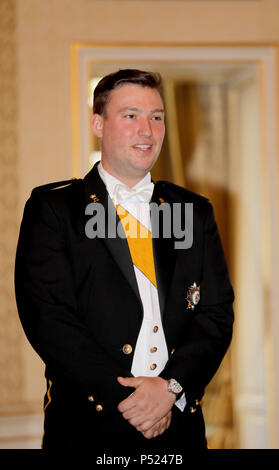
left=96, top=404, right=103, bottom=412
left=122, top=344, right=133, bottom=355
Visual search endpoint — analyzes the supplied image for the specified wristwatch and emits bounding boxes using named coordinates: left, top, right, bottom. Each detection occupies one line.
left=167, top=378, right=183, bottom=400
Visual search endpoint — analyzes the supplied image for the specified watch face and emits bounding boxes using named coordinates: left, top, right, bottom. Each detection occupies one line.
left=173, top=382, right=182, bottom=394
left=169, top=379, right=182, bottom=394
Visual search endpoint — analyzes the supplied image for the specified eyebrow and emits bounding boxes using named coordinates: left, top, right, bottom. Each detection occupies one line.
left=119, top=107, right=165, bottom=114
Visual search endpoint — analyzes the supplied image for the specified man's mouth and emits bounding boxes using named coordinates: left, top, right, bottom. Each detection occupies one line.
left=132, top=144, right=153, bottom=150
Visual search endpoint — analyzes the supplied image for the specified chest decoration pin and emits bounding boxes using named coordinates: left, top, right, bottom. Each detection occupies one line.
left=186, top=282, right=200, bottom=310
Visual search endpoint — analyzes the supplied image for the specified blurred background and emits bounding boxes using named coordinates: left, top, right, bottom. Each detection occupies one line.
left=1, top=0, right=279, bottom=449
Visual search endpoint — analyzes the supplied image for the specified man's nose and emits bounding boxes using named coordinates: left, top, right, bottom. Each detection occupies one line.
left=138, top=117, right=152, bottom=137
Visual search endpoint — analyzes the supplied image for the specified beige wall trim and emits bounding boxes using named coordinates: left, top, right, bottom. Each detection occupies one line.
left=0, top=413, right=43, bottom=450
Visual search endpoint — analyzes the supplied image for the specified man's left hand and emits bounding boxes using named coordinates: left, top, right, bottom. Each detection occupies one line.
left=141, top=410, right=172, bottom=439
left=117, top=376, right=176, bottom=433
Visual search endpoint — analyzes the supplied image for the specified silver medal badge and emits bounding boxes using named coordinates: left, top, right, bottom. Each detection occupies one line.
left=186, top=282, right=200, bottom=310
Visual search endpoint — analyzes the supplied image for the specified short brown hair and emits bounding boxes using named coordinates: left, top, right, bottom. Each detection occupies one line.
left=93, top=69, right=163, bottom=116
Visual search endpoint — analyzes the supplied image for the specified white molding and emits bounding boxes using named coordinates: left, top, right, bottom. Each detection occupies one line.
left=235, top=394, right=267, bottom=414
left=0, top=412, right=43, bottom=449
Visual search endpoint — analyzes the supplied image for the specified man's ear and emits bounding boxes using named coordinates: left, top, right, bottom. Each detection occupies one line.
left=90, top=114, right=104, bottom=138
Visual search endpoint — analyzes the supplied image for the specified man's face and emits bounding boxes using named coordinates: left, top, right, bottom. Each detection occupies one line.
left=91, top=84, right=165, bottom=186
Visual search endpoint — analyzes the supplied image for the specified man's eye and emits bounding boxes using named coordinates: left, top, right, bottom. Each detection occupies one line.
left=152, top=115, right=163, bottom=121
left=124, top=114, right=136, bottom=119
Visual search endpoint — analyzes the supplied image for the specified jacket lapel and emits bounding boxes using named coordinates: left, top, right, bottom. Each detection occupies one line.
left=151, top=183, right=177, bottom=319
left=83, top=163, right=142, bottom=309
left=83, top=164, right=179, bottom=320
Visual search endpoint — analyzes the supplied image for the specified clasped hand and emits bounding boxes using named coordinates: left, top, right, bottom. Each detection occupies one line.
left=117, top=376, right=175, bottom=439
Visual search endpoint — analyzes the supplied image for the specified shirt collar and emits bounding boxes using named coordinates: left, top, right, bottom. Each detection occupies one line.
left=97, top=161, right=152, bottom=200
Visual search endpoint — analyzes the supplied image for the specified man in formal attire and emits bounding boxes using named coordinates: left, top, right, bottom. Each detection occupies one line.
left=15, top=69, right=234, bottom=452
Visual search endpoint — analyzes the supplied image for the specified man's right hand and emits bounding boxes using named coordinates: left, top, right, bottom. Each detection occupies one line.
left=141, top=410, right=172, bottom=439
left=117, top=376, right=175, bottom=434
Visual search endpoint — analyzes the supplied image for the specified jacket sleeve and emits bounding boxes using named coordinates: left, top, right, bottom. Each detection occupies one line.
left=14, top=192, right=133, bottom=411
left=160, top=201, right=234, bottom=403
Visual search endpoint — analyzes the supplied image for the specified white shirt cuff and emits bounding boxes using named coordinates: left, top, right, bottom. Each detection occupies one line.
left=174, top=392, right=186, bottom=412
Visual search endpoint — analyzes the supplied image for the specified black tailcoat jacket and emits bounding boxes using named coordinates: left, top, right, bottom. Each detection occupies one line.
left=15, top=163, right=234, bottom=452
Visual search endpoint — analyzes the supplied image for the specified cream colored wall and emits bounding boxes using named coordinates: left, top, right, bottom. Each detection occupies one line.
left=1, top=0, right=277, bottom=448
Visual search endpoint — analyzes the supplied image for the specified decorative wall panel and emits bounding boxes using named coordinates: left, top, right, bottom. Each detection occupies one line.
left=0, top=0, right=23, bottom=406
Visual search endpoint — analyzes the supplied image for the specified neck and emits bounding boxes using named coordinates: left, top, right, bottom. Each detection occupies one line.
left=101, top=161, right=149, bottom=188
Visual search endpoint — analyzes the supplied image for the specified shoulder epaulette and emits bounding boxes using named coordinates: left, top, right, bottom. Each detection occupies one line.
left=31, top=177, right=82, bottom=196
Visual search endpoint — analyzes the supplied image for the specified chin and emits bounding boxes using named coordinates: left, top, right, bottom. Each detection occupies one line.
left=132, top=166, right=153, bottom=177
left=133, top=157, right=157, bottom=172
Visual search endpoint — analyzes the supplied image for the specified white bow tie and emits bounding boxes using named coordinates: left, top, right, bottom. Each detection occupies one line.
left=113, top=182, right=154, bottom=204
